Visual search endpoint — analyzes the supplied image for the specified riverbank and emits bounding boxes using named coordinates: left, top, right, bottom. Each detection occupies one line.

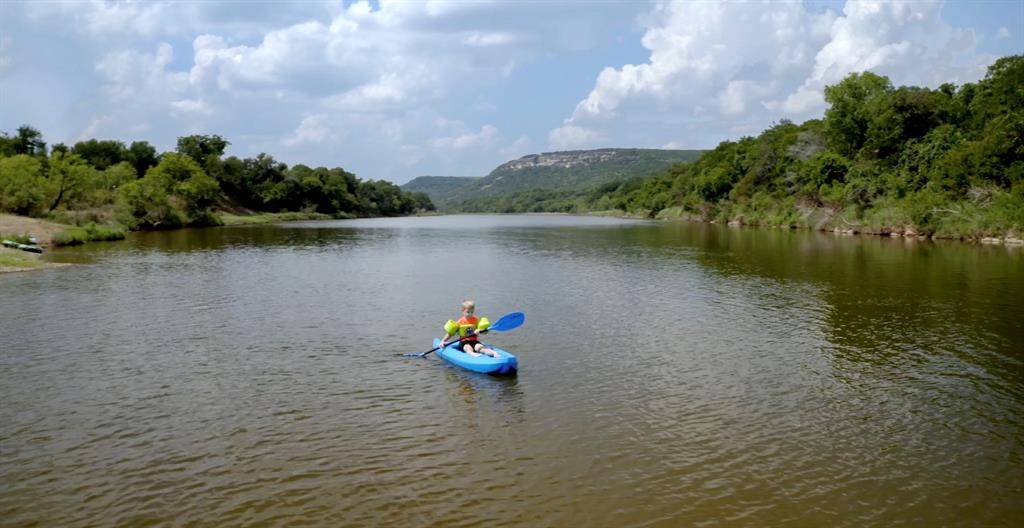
left=0, top=213, right=70, bottom=248
left=582, top=207, right=1024, bottom=247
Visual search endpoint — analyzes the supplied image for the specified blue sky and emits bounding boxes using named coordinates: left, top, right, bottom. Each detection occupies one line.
left=1, top=0, right=1021, bottom=183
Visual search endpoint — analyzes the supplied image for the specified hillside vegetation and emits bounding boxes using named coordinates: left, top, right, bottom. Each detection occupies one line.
left=402, top=175, right=483, bottom=205
left=589, top=55, right=1023, bottom=240
left=447, top=56, right=1022, bottom=241
left=406, top=148, right=703, bottom=211
left=0, top=130, right=434, bottom=242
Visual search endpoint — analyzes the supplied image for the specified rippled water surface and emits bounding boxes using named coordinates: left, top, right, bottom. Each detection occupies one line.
left=2, top=214, right=1022, bottom=527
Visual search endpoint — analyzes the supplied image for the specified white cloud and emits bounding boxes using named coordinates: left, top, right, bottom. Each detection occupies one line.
left=549, top=123, right=602, bottom=149
left=564, top=1, right=834, bottom=124
left=772, top=0, right=988, bottom=117
left=95, top=42, right=187, bottom=100
left=552, top=0, right=995, bottom=150
left=283, top=114, right=332, bottom=146
left=995, top=26, right=1010, bottom=40
left=170, top=98, right=212, bottom=117
left=75, top=116, right=113, bottom=143
left=432, top=124, right=499, bottom=150
left=22, top=0, right=175, bottom=37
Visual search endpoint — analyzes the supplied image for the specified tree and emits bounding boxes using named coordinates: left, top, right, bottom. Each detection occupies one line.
left=12, top=125, right=47, bottom=156
left=823, top=72, right=893, bottom=157
left=176, top=134, right=229, bottom=166
left=71, top=139, right=128, bottom=170
left=863, top=87, right=948, bottom=160
left=969, top=55, right=1024, bottom=127
left=127, top=141, right=158, bottom=177
left=47, top=152, right=98, bottom=211
left=117, top=153, right=221, bottom=228
left=0, top=133, right=16, bottom=157
left=0, top=155, right=49, bottom=215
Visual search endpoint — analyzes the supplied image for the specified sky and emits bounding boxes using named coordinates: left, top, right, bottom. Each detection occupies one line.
left=1, top=0, right=1021, bottom=184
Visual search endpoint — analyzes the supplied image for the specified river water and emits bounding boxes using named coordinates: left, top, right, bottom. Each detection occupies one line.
left=1, top=214, right=1022, bottom=527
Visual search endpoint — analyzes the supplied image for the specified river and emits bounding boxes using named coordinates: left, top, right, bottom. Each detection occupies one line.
left=1, top=214, right=1022, bottom=526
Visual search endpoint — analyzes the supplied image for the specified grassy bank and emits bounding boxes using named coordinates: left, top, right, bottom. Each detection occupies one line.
left=0, top=246, right=72, bottom=273
left=0, top=247, right=39, bottom=269
left=51, top=223, right=128, bottom=246
left=220, top=211, right=343, bottom=226
left=649, top=204, right=1024, bottom=245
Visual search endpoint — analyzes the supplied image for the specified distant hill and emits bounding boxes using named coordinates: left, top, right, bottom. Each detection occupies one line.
left=402, top=176, right=482, bottom=205
left=403, top=148, right=703, bottom=211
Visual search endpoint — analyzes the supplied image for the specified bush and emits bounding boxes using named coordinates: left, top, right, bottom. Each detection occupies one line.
left=53, top=227, right=88, bottom=246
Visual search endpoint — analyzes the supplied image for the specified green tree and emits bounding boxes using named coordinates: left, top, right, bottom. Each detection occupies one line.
left=863, top=87, right=948, bottom=160
left=116, top=175, right=182, bottom=229
left=0, top=133, right=16, bottom=157
left=71, top=139, right=128, bottom=170
left=47, top=152, right=98, bottom=211
left=823, top=72, right=893, bottom=157
left=117, top=153, right=221, bottom=228
left=176, top=134, right=229, bottom=166
left=9, top=125, right=48, bottom=156
left=968, top=55, right=1024, bottom=127
left=0, top=155, right=49, bottom=215
left=127, top=141, right=158, bottom=177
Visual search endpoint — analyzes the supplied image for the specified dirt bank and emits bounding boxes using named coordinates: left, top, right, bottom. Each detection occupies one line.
left=0, top=213, right=71, bottom=248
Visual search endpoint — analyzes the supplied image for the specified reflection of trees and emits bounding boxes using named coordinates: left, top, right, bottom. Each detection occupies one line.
left=497, top=221, right=1023, bottom=386
left=125, top=224, right=373, bottom=253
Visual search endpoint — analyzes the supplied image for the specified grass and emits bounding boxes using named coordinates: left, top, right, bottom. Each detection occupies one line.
left=219, top=211, right=337, bottom=225
left=0, top=251, right=39, bottom=268
left=53, top=223, right=127, bottom=246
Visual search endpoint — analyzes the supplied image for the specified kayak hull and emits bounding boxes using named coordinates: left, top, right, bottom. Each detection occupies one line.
left=433, top=338, right=518, bottom=375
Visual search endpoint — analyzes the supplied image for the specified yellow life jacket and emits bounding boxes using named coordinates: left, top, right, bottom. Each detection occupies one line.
left=444, top=316, right=490, bottom=338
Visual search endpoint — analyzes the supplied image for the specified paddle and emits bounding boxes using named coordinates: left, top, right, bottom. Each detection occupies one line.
left=403, top=311, right=525, bottom=358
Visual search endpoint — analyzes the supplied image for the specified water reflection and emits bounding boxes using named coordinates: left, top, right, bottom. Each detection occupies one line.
left=3, top=215, right=1022, bottom=527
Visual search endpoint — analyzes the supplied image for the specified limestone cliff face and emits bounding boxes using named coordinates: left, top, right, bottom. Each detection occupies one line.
left=493, top=149, right=622, bottom=172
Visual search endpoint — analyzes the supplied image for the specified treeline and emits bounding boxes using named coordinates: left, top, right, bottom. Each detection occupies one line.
left=473, top=56, right=1024, bottom=240
left=0, top=129, right=433, bottom=232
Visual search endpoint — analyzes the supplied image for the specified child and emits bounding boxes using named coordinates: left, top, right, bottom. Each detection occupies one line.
left=440, top=300, right=499, bottom=358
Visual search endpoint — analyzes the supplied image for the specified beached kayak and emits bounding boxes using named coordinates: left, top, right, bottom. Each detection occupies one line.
left=432, top=338, right=518, bottom=375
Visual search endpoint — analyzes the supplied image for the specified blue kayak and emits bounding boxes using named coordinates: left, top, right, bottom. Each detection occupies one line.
left=433, top=338, right=518, bottom=375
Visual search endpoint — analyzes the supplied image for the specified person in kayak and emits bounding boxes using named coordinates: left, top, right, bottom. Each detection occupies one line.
left=440, top=300, right=499, bottom=358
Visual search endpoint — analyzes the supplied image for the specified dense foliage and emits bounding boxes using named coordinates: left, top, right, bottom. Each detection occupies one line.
left=490, top=56, right=1024, bottom=240
left=0, top=128, right=433, bottom=233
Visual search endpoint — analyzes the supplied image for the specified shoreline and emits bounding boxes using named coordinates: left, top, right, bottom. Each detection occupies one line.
left=0, top=247, right=73, bottom=274
left=5, top=208, right=1019, bottom=276
left=582, top=209, right=1024, bottom=247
